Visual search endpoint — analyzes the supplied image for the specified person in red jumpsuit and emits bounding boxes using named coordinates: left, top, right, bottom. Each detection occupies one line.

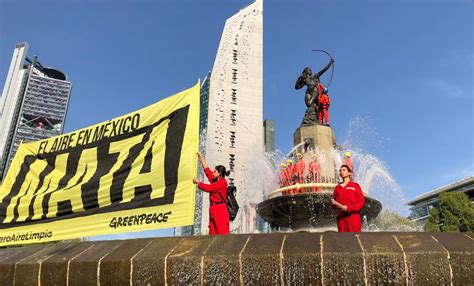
left=279, top=163, right=288, bottom=187
left=279, top=163, right=291, bottom=195
left=308, top=154, right=321, bottom=192
left=286, top=159, right=296, bottom=194
left=317, top=84, right=330, bottom=126
left=293, top=153, right=305, bottom=192
left=331, top=165, right=365, bottom=232
left=193, top=152, right=230, bottom=235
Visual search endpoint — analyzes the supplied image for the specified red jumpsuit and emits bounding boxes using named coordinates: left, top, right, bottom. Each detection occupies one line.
left=332, top=181, right=365, bottom=232
left=279, top=168, right=291, bottom=195
left=198, top=167, right=230, bottom=235
left=318, top=93, right=330, bottom=125
left=285, top=164, right=296, bottom=194
left=294, top=159, right=305, bottom=184
left=279, top=169, right=289, bottom=187
left=308, top=161, right=321, bottom=192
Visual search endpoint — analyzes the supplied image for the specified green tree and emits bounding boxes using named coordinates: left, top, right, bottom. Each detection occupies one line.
left=425, top=207, right=440, bottom=231
left=425, top=192, right=474, bottom=232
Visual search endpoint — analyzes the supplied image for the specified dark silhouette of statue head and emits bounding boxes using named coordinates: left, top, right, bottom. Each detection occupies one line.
left=303, top=67, right=312, bottom=76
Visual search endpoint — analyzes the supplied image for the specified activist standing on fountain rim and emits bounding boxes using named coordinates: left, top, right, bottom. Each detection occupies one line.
left=331, top=165, right=365, bottom=232
left=193, top=152, right=230, bottom=235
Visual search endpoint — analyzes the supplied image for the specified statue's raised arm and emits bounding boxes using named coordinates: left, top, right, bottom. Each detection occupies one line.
left=314, top=58, right=334, bottom=79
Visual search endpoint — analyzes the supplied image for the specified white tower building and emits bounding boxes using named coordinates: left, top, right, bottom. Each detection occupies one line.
left=202, top=0, right=263, bottom=233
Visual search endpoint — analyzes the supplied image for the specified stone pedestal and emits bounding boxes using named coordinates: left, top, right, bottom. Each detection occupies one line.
left=293, top=124, right=337, bottom=183
left=293, top=124, right=336, bottom=152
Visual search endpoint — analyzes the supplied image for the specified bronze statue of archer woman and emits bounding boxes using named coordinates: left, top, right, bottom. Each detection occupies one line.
left=295, top=58, right=334, bottom=125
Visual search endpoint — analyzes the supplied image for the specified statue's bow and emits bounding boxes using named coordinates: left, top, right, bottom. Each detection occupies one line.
left=312, top=49, right=335, bottom=89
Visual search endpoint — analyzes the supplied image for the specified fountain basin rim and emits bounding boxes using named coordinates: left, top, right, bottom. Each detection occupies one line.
left=257, top=192, right=383, bottom=229
left=269, top=183, right=337, bottom=198
left=268, top=183, right=370, bottom=199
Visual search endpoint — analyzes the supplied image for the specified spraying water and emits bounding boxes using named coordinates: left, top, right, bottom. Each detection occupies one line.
left=338, top=116, right=408, bottom=215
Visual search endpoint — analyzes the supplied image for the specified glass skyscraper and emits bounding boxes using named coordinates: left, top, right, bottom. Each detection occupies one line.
left=0, top=43, right=72, bottom=180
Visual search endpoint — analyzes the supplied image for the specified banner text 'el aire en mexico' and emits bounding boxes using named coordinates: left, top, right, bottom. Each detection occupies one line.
left=0, top=83, right=200, bottom=246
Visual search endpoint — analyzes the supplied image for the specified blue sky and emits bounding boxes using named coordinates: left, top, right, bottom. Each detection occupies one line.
left=1, top=0, right=472, bottom=238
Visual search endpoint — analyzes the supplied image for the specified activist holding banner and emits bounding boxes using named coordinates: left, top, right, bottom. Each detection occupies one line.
left=0, top=82, right=200, bottom=246
left=193, top=152, right=230, bottom=235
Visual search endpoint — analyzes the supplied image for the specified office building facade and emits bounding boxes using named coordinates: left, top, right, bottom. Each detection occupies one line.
left=0, top=43, right=72, bottom=180
left=408, top=176, right=474, bottom=225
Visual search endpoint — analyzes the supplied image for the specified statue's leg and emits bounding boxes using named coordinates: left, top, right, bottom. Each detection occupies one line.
left=303, top=93, right=318, bottom=124
left=303, top=107, right=317, bottom=125
left=310, top=93, right=319, bottom=124
left=302, top=93, right=310, bottom=124
left=305, top=93, right=312, bottom=107
left=308, top=93, right=317, bottom=106
left=302, top=108, right=310, bottom=124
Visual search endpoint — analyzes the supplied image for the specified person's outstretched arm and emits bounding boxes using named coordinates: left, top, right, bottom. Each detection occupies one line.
left=315, top=58, right=334, bottom=78
left=197, top=180, right=225, bottom=193
left=197, top=152, right=213, bottom=182
left=197, top=152, right=209, bottom=169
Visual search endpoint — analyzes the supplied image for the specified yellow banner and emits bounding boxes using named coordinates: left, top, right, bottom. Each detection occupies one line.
left=0, top=83, right=200, bottom=246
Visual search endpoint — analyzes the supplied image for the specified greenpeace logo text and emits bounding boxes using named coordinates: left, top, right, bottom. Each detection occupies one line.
left=109, top=211, right=172, bottom=229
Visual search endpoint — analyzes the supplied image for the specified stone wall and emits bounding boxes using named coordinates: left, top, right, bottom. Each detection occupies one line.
left=0, top=232, right=472, bottom=285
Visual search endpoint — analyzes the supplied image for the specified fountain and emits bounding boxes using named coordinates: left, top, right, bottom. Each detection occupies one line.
left=256, top=123, right=382, bottom=231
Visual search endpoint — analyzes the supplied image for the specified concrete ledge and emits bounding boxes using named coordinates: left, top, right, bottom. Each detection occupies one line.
left=0, top=232, right=472, bottom=285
